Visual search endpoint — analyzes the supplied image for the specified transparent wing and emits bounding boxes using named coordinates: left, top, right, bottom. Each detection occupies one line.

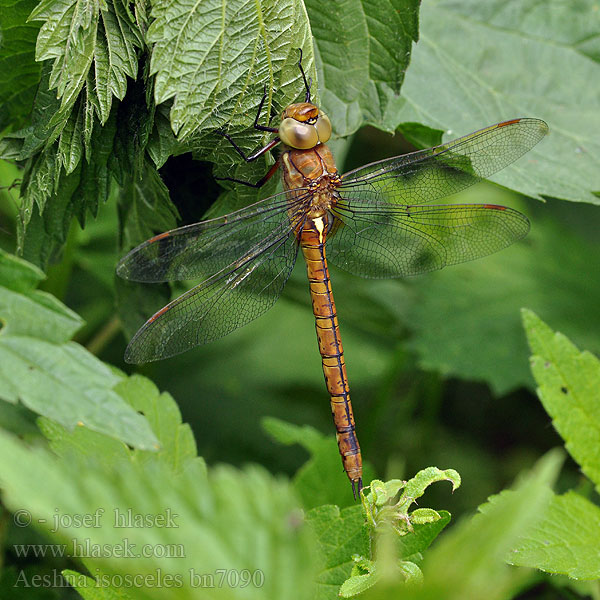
left=124, top=224, right=302, bottom=363
left=339, top=118, right=548, bottom=205
left=117, top=189, right=309, bottom=283
left=327, top=202, right=529, bottom=278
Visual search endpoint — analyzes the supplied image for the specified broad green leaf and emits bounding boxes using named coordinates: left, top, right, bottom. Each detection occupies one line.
left=363, top=450, right=562, bottom=600
left=0, top=430, right=317, bottom=600
left=403, top=205, right=600, bottom=395
left=148, top=0, right=316, bottom=140
left=262, top=416, right=376, bottom=509
left=488, top=490, right=600, bottom=580
left=393, top=0, right=600, bottom=204
left=0, top=249, right=158, bottom=449
left=307, top=504, right=369, bottom=600
left=0, top=0, right=42, bottom=131
left=306, top=0, right=420, bottom=137
left=523, top=309, right=600, bottom=491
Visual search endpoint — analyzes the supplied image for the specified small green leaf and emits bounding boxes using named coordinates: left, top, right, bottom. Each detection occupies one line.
left=397, top=561, right=423, bottom=584
left=399, top=467, right=461, bottom=510
left=409, top=508, right=441, bottom=525
left=396, top=511, right=450, bottom=559
left=523, top=309, right=600, bottom=491
left=339, top=557, right=378, bottom=598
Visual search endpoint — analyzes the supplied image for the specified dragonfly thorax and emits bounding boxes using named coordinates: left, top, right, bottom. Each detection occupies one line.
left=279, top=102, right=331, bottom=149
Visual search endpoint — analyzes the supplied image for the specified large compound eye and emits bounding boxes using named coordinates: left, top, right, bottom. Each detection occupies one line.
left=279, top=118, right=318, bottom=149
left=315, top=112, right=332, bottom=143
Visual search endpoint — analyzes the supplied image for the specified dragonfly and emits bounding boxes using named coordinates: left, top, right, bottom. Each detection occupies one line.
left=117, top=52, right=548, bottom=498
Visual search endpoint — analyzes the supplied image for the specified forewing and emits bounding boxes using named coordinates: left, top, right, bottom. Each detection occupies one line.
left=117, top=189, right=308, bottom=283
left=339, top=118, right=548, bottom=205
left=327, top=202, right=529, bottom=278
left=124, top=227, right=301, bottom=363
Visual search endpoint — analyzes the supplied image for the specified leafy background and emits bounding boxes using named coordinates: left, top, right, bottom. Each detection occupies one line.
left=0, top=0, right=600, bottom=598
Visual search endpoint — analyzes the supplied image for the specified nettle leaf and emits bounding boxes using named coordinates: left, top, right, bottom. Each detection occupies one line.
left=506, top=490, right=600, bottom=580
left=523, top=309, right=600, bottom=491
left=392, top=0, right=600, bottom=204
left=0, top=431, right=317, bottom=600
left=117, top=160, right=178, bottom=249
left=148, top=0, right=316, bottom=140
left=38, top=373, right=197, bottom=475
left=18, top=106, right=117, bottom=268
left=307, top=504, right=369, bottom=599
left=305, top=0, right=420, bottom=137
left=0, top=249, right=158, bottom=449
left=28, top=0, right=141, bottom=127
left=0, top=0, right=42, bottom=131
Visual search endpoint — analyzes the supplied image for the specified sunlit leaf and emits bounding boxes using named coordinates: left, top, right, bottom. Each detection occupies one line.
left=523, top=309, right=600, bottom=491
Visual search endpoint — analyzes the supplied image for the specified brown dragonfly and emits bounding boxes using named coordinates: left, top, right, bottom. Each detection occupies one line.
left=117, top=54, right=548, bottom=497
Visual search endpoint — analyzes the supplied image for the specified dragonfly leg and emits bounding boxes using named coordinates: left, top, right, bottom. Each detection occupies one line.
left=253, top=85, right=278, bottom=133
left=297, top=48, right=312, bottom=102
left=215, top=158, right=280, bottom=189
left=216, top=131, right=281, bottom=163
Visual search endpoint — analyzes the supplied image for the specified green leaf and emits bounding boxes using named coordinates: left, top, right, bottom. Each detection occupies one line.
left=507, top=490, right=600, bottom=580
left=148, top=0, right=316, bottom=140
left=117, top=160, right=178, bottom=250
left=339, top=556, right=378, bottom=597
left=307, top=504, right=369, bottom=599
left=18, top=107, right=117, bottom=268
left=396, top=510, right=450, bottom=559
left=0, top=248, right=81, bottom=342
left=306, top=0, right=420, bottom=136
left=262, top=417, right=376, bottom=509
left=403, top=208, right=600, bottom=395
left=523, top=309, right=600, bottom=491
left=0, top=430, right=317, bottom=600
left=0, top=0, right=42, bottom=131
left=0, top=249, right=158, bottom=449
left=392, top=0, right=600, bottom=203
left=94, top=2, right=141, bottom=123
left=29, top=0, right=140, bottom=126
left=115, top=374, right=197, bottom=473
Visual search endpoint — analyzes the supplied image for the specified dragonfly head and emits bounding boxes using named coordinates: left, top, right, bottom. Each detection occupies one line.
left=279, top=103, right=332, bottom=149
